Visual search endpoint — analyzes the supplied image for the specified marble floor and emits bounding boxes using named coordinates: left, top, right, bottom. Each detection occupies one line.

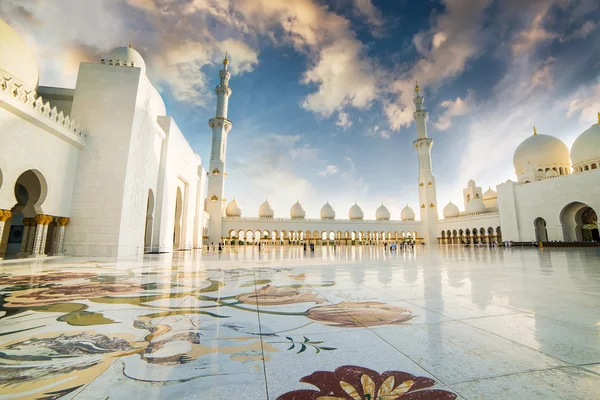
left=1, top=245, right=600, bottom=399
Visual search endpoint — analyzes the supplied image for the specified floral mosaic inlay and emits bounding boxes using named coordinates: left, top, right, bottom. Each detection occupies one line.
left=276, top=365, right=457, bottom=399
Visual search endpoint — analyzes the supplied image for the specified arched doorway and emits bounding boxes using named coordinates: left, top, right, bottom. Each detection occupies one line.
left=144, top=189, right=154, bottom=252
left=534, top=217, right=548, bottom=242
left=173, top=187, right=183, bottom=249
left=1, top=170, right=47, bottom=257
left=561, top=202, right=598, bottom=242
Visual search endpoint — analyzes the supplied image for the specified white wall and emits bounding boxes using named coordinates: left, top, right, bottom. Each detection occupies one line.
left=436, top=213, right=501, bottom=239
left=65, top=63, right=142, bottom=256
left=222, top=218, right=423, bottom=239
left=154, top=116, right=202, bottom=252
left=498, top=170, right=600, bottom=242
left=116, top=74, right=165, bottom=256
left=0, top=107, right=80, bottom=216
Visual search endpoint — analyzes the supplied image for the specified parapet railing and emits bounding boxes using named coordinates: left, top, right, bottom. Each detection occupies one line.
left=0, top=75, right=85, bottom=140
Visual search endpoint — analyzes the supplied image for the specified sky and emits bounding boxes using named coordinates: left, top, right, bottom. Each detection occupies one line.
left=2, top=0, right=600, bottom=219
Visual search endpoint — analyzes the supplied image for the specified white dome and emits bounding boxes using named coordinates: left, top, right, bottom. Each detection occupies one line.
left=258, top=199, right=274, bottom=218
left=225, top=198, right=242, bottom=217
left=571, top=121, right=600, bottom=168
left=483, top=187, right=497, bottom=200
left=401, top=204, right=415, bottom=221
left=513, top=132, right=570, bottom=174
left=443, top=201, right=460, bottom=218
left=545, top=169, right=558, bottom=178
left=320, top=202, right=335, bottom=220
left=105, top=45, right=146, bottom=73
left=465, top=198, right=486, bottom=214
left=467, top=179, right=476, bottom=187
left=290, top=201, right=306, bottom=219
left=376, top=204, right=390, bottom=220
left=0, top=19, right=39, bottom=90
left=349, top=203, right=364, bottom=220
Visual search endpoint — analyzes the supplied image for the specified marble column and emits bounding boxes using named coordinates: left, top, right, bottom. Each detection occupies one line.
left=54, top=217, right=70, bottom=255
left=0, top=210, right=12, bottom=260
left=29, top=214, right=53, bottom=257
left=18, top=218, right=35, bottom=256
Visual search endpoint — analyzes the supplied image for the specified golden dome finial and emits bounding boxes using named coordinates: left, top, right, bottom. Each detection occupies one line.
left=223, top=51, right=229, bottom=66
left=415, top=80, right=420, bottom=92
left=533, top=123, right=537, bottom=135
left=597, top=111, right=600, bottom=125
left=129, top=43, right=132, bottom=48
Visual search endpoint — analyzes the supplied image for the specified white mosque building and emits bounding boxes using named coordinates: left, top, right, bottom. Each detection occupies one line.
left=0, top=19, right=598, bottom=259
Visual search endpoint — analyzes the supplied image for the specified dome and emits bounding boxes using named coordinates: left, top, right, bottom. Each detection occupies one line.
left=483, top=187, right=497, bottom=200
left=258, top=199, right=274, bottom=218
left=349, top=203, right=364, bottom=220
left=225, top=198, right=242, bottom=217
left=467, top=179, right=476, bottom=188
left=465, top=198, right=486, bottom=214
left=401, top=204, right=415, bottom=221
left=376, top=204, right=390, bottom=220
left=105, top=45, right=146, bottom=74
left=290, top=201, right=306, bottom=219
left=571, top=121, right=600, bottom=169
left=0, top=19, right=39, bottom=90
left=545, top=169, right=558, bottom=178
left=513, top=131, right=570, bottom=174
left=443, top=201, right=460, bottom=218
left=320, top=202, right=335, bottom=220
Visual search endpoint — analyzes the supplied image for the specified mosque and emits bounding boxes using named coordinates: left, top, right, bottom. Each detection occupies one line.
left=0, top=19, right=598, bottom=259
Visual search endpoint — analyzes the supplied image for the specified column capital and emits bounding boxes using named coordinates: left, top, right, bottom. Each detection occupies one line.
left=22, top=217, right=35, bottom=226
left=58, top=217, right=70, bottom=227
left=35, top=214, right=54, bottom=225
left=0, top=210, right=12, bottom=222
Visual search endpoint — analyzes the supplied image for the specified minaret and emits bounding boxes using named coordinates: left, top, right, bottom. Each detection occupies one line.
left=207, top=53, right=233, bottom=243
left=412, top=82, right=438, bottom=245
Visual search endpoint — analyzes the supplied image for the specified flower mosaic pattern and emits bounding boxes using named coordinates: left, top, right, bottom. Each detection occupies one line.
left=0, top=264, right=419, bottom=399
left=276, top=365, right=457, bottom=399
left=237, top=284, right=326, bottom=306
left=307, top=302, right=414, bottom=328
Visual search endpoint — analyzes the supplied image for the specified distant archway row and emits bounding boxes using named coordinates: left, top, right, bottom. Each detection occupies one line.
left=535, top=202, right=599, bottom=243
left=224, top=229, right=420, bottom=245
left=0, top=168, right=70, bottom=258
left=439, top=227, right=502, bottom=245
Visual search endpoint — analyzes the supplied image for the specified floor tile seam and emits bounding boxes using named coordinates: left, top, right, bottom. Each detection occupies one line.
left=362, top=323, right=453, bottom=388
left=305, top=283, right=449, bottom=384
left=527, top=310, right=600, bottom=329
left=252, top=266, right=271, bottom=400
left=448, top=318, right=573, bottom=366
left=71, top=294, right=192, bottom=399
left=400, top=299, right=464, bottom=321
left=459, top=310, right=600, bottom=338
left=448, top=364, right=594, bottom=386
left=449, top=310, right=532, bottom=322
left=577, top=365, right=600, bottom=377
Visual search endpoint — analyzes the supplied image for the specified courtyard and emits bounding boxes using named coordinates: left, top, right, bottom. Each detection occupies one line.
left=0, top=245, right=599, bottom=399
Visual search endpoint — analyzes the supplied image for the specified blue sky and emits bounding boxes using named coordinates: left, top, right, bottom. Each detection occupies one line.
left=3, top=0, right=600, bottom=219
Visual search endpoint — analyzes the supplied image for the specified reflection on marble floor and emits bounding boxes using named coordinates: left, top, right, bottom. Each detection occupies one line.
left=0, top=245, right=599, bottom=399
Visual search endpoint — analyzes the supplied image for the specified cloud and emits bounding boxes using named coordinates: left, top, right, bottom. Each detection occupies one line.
left=154, top=39, right=258, bottom=106
left=365, top=125, right=390, bottom=139
left=319, top=165, right=339, bottom=176
left=562, top=20, right=597, bottom=41
left=301, top=38, right=377, bottom=117
left=227, top=133, right=317, bottom=216
left=567, top=83, right=600, bottom=124
left=384, top=0, right=493, bottom=132
left=512, top=6, right=559, bottom=56
left=336, top=111, right=353, bottom=129
left=531, top=57, right=556, bottom=88
left=434, top=93, right=474, bottom=131
left=351, top=0, right=385, bottom=34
